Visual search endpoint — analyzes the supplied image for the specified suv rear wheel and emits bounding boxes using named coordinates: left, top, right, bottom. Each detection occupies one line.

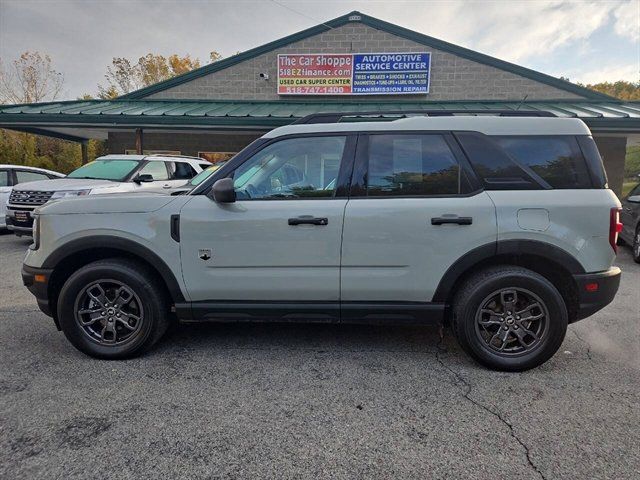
left=57, top=258, right=170, bottom=359
left=453, top=266, right=568, bottom=371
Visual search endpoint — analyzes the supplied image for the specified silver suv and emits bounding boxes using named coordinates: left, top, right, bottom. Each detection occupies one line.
left=21, top=113, right=622, bottom=371
left=6, top=154, right=210, bottom=235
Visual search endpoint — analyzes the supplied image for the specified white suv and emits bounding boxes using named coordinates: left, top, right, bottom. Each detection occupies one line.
left=21, top=113, right=622, bottom=371
left=1, top=165, right=65, bottom=230
left=6, top=154, right=210, bottom=235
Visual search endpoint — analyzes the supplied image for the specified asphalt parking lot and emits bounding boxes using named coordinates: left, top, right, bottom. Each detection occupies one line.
left=0, top=233, right=638, bottom=479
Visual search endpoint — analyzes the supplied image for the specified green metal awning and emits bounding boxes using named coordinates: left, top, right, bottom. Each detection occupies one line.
left=1, top=98, right=640, bottom=141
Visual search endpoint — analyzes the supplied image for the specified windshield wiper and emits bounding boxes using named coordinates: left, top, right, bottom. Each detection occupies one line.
left=69, top=176, right=114, bottom=180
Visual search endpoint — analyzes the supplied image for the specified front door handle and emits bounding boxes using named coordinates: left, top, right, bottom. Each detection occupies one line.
left=431, top=216, right=473, bottom=226
left=288, top=216, right=328, bottom=226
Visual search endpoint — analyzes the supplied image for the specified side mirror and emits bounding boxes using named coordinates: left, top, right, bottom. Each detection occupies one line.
left=208, top=178, right=236, bottom=203
left=133, top=174, right=154, bottom=184
left=628, top=195, right=640, bottom=203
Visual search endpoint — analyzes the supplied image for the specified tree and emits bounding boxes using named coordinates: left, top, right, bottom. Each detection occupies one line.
left=99, top=57, right=138, bottom=98
left=0, top=51, right=105, bottom=173
left=0, top=51, right=64, bottom=104
left=99, top=51, right=222, bottom=97
left=582, top=80, right=640, bottom=101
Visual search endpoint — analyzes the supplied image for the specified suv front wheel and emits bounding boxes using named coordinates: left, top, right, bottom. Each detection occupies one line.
left=57, top=258, right=170, bottom=359
left=453, top=266, right=568, bottom=371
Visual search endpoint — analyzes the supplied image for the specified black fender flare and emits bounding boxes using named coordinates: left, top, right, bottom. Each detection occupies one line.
left=432, top=239, right=586, bottom=303
left=42, top=235, right=185, bottom=302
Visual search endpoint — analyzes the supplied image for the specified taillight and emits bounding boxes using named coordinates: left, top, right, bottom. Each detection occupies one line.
left=609, top=207, right=623, bottom=253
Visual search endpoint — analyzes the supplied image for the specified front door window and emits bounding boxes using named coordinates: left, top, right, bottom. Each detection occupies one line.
left=232, top=136, right=347, bottom=199
left=138, top=161, right=169, bottom=181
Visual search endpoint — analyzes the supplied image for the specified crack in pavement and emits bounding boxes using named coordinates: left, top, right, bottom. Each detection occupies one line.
left=0, top=309, right=41, bottom=314
left=571, top=328, right=593, bottom=361
left=435, top=337, right=546, bottom=480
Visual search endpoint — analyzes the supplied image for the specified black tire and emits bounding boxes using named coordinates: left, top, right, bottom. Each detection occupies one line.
left=632, top=226, right=640, bottom=264
left=452, top=266, right=568, bottom=372
left=57, top=258, right=170, bottom=359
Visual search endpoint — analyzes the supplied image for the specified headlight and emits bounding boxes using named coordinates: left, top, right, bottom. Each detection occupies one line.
left=30, top=214, right=40, bottom=250
left=50, top=189, right=91, bottom=200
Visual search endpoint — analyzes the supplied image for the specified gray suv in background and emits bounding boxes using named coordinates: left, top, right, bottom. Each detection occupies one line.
left=21, top=112, right=622, bottom=371
left=620, top=180, right=640, bottom=262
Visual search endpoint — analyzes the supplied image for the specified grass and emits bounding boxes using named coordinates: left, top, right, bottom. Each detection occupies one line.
left=622, top=180, right=639, bottom=198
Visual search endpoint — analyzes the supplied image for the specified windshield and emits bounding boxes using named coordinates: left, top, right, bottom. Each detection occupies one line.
left=188, top=164, right=224, bottom=187
left=67, top=159, right=141, bottom=181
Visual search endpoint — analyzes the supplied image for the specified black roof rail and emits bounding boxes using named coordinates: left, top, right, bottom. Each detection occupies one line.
left=146, top=153, right=205, bottom=161
left=293, top=109, right=556, bottom=124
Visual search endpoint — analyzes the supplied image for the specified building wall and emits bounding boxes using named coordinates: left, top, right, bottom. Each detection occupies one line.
left=107, top=132, right=262, bottom=157
left=594, top=136, right=627, bottom=196
left=147, top=23, right=583, bottom=102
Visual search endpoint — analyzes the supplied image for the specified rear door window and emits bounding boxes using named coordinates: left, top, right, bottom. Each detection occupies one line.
left=493, top=136, right=592, bottom=189
left=363, top=134, right=471, bottom=196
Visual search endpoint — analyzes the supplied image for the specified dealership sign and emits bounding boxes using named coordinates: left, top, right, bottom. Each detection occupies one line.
left=277, top=53, right=430, bottom=95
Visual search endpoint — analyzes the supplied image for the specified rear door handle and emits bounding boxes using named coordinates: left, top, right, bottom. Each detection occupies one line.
left=288, top=216, right=328, bottom=226
left=431, top=216, right=473, bottom=226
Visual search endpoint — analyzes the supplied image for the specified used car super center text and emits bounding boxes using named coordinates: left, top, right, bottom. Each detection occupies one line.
left=2, top=11, right=639, bottom=370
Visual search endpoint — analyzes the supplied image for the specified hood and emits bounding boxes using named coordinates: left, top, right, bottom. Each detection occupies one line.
left=38, top=193, right=178, bottom=215
left=13, top=178, right=119, bottom=191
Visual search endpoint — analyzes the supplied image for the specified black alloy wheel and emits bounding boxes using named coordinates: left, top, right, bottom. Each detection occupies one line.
left=74, top=280, right=144, bottom=346
left=475, top=287, right=548, bottom=355
left=58, top=258, right=170, bottom=359
left=453, top=266, right=568, bottom=371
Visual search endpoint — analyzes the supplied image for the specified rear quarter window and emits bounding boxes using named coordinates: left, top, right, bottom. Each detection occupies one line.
left=170, top=162, right=197, bottom=180
left=576, top=136, right=608, bottom=188
left=455, top=132, right=541, bottom=190
left=493, top=135, right=593, bottom=189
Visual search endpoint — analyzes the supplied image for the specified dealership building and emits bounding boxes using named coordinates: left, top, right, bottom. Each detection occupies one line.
left=0, top=11, right=638, bottom=194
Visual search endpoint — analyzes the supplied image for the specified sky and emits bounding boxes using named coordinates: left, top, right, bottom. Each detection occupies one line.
left=0, top=0, right=638, bottom=100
